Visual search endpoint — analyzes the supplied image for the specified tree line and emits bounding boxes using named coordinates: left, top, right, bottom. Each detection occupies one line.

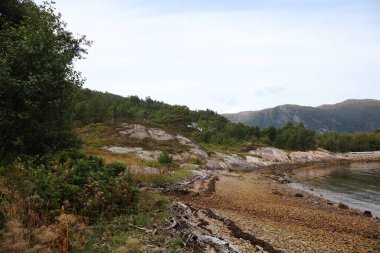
left=74, top=89, right=380, bottom=152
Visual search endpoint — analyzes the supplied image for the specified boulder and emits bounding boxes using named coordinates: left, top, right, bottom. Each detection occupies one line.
left=190, top=148, right=209, bottom=159
left=103, top=146, right=162, bottom=161
left=147, top=128, right=174, bottom=141
left=205, top=159, right=229, bottom=170
left=102, top=146, right=143, bottom=154
left=180, top=152, right=198, bottom=161
left=176, top=134, right=197, bottom=147
left=135, top=150, right=161, bottom=161
left=215, top=153, right=255, bottom=172
left=245, top=156, right=270, bottom=166
left=172, top=154, right=183, bottom=161
left=119, top=123, right=149, bottom=139
left=249, top=147, right=290, bottom=163
left=118, top=123, right=175, bottom=141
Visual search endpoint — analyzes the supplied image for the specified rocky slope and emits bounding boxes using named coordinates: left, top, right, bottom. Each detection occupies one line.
left=223, top=99, right=380, bottom=132
left=100, top=123, right=380, bottom=174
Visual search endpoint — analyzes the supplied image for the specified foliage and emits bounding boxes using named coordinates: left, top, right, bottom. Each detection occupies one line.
left=272, top=123, right=316, bottom=151
left=74, top=89, right=380, bottom=152
left=0, top=151, right=190, bottom=252
left=158, top=152, right=173, bottom=165
left=317, top=131, right=380, bottom=152
left=0, top=152, right=139, bottom=221
left=0, top=0, right=90, bottom=158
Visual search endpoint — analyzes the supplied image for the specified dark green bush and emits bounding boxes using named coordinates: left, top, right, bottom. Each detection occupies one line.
left=158, top=152, right=173, bottom=165
left=0, top=152, right=140, bottom=223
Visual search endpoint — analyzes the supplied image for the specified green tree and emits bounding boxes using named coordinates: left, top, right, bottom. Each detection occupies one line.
left=0, top=1, right=90, bottom=158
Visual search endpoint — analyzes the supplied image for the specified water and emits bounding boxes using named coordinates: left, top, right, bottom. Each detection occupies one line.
left=289, top=162, right=380, bottom=218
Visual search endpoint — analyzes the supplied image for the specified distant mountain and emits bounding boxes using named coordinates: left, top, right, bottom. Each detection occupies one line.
left=223, top=99, right=380, bottom=132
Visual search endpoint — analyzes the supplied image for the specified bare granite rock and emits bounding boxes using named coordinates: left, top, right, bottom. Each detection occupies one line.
left=205, top=159, right=229, bottom=170
left=289, top=150, right=340, bottom=163
left=249, top=147, right=290, bottom=163
left=176, top=134, right=198, bottom=147
left=118, top=123, right=174, bottom=141
left=190, top=148, right=209, bottom=159
left=102, top=146, right=143, bottom=154
left=214, top=153, right=255, bottom=172
left=119, top=123, right=149, bottom=139
left=245, top=156, right=271, bottom=166
left=179, top=152, right=198, bottom=161
left=147, top=128, right=174, bottom=141
left=135, top=150, right=162, bottom=161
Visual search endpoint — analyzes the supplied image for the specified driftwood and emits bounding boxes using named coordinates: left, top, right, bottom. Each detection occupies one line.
left=169, top=201, right=241, bottom=253
left=161, top=170, right=218, bottom=196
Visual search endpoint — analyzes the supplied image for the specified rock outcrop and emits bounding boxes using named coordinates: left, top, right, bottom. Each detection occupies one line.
left=118, top=123, right=174, bottom=141
left=102, top=123, right=380, bottom=172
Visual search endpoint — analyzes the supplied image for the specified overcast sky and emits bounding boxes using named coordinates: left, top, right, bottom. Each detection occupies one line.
left=35, top=0, right=380, bottom=113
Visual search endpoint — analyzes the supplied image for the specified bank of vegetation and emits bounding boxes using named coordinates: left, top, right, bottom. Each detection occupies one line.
left=75, top=89, right=380, bottom=153
left=0, top=1, right=190, bottom=252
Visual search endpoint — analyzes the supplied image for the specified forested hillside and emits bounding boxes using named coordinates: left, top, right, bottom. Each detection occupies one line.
left=223, top=99, right=380, bottom=133
left=74, top=89, right=380, bottom=152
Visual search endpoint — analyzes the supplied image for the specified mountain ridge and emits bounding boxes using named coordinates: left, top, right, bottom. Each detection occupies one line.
left=223, top=99, right=380, bottom=132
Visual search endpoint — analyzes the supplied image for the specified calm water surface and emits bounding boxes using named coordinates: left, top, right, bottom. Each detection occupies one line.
left=289, top=162, right=380, bottom=217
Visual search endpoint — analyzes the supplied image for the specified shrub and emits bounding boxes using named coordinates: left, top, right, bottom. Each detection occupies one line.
left=158, top=152, right=173, bottom=165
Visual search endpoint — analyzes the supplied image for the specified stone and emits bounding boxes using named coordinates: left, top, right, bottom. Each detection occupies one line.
left=295, top=193, right=303, bottom=198
left=245, top=155, right=262, bottom=165
left=190, top=148, right=209, bottom=159
left=249, top=147, right=290, bottom=163
left=147, top=128, right=174, bottom=141
left=102, top=146, right=143, bottom=154
left=205, top=159, right=229, bottom=170
left=180, top=152, right=199, bottom=161
left=213, top=153, right=254, bottom=172
left=135, top=150, right=161, bottom=161
left=120, top=123, right=149, bottom=139
left=278, top=176, right=290, bottom=184
left=176, top=134, right=197, bottom=147
left=172, top=154, right=183, bottom=161
left=363, top=210, right=372, bottom=217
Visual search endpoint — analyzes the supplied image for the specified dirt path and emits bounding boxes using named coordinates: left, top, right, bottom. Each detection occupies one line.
left=176, top=171, right=380, bottom=253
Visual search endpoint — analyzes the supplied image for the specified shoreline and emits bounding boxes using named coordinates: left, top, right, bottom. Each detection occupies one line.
left=174, top=166, right=380, bottom=252
left=282, top=160, right=380, bottom=218
left=286, top=160, right=380, bottom=218
left=289, top=182, right=380, bottom=218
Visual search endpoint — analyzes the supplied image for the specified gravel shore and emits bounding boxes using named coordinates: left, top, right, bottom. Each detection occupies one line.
left=179, top=170, right=380, bottom=253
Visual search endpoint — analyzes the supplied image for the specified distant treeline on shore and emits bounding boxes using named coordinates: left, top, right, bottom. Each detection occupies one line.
left=75, top=89, right=380, bottom=152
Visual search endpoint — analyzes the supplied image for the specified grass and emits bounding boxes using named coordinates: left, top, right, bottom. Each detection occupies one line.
left=77, top=122, right=190, bottom=154
left=149, top=170, right=191, bottom=187
left=200, top=141, right=268, bottom=158
left=82, top=190, right=194, bottom=253
left=82, top=149, right=146, bottom=166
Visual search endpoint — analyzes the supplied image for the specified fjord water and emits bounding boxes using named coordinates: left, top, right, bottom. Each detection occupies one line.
left=290, top=163, right=380, bottom=217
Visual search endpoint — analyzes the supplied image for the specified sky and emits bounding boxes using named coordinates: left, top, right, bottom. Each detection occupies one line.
left=35, top=0, right=380, bottom=113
